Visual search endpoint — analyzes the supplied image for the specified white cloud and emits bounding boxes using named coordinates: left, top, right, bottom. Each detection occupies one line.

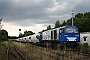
left=2, top=22, right=21, bottom=36
left=2, top=22, right=46, bottom=36
left=0, top=0, right=90, bottom=36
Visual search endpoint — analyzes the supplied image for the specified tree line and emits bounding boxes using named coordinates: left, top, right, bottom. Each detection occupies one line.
left=45, top=12, right=90, bottom=32
left=9, top=30, right=35, bottom=39
left=19, top=30, right=35, bottom=38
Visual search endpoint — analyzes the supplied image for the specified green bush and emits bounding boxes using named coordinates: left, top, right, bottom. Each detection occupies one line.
left=83, top=43, right=89, bottom=51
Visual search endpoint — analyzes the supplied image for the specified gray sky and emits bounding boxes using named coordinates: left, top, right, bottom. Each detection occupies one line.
left=0, top=0, right=90, bottom=36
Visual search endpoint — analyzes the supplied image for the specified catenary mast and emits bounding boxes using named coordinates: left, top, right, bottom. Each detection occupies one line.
left=72, top=10, right=74, bottom=26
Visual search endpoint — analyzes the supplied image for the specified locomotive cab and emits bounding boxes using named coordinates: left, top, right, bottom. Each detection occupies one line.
left=59, top=26, right=80, bottom=48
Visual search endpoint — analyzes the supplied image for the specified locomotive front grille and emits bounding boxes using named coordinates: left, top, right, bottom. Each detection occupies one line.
left=66, top=37, right=77, bottom=41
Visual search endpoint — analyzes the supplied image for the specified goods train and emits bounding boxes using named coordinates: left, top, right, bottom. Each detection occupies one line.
left=14, top=25, right=80, bottom=49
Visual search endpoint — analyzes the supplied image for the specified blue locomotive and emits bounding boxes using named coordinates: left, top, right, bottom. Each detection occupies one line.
left=38, top=25, right=80, bottom=48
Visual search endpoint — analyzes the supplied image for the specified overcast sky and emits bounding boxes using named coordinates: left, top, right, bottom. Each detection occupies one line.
left=0, top=0, right=90, bottom=36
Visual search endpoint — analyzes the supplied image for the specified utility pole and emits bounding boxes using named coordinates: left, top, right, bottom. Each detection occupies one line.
left=19, top=29, right=21, bottom=37
left=72, top=10, right=74, bottom=26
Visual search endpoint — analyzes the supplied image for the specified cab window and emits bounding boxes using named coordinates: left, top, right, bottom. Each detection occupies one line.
left=65, top=28, right=78, bottom=33
left=59, top=28, right=64, bottom=33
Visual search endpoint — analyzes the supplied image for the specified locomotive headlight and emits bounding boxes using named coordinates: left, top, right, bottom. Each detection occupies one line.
left=74, top=39, right=76, bottom=41
left=67, top=39, right=69, bottom=41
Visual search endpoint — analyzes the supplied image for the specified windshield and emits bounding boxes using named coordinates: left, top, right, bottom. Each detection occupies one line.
left=65, top=28, right=78, bottom=33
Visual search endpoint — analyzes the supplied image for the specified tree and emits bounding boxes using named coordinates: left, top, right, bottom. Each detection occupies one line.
left=84, top=12, right=90, bottom=19
left=61, top=20, right=66, bottom=26
left=66, top=12, right=90, bottom=32
left=0, top=18, right=2, bottom=22
left=66, top=18, right=72, bottom=25
left=27, top=31, right=35, bottom=35
left=19, top=33, right=23, bottom=38
left=23, top=30, right=35, bottom=36
left=47, top=25, right=51, bottom=30
left=23, top=30, right=28, bottom=36
left=0, top=30, right=8, bottom=41
left=55, top=20, right=61, bottom=28
left=18, top=30, right=35, bottom=37
left=75, top=13, right=83, bottom=18
left=8, top=36, right=18, bottom=39
left=42, top=29, right=45, bottom=32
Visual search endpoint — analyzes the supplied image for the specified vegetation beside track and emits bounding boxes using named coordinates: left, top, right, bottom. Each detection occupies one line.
left=0, top=41, right=90, bottom=60
left=0, top=41, right=8, bottom=60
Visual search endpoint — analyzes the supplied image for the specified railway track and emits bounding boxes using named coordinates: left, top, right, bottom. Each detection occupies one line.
left=9, top=41, right=90, bottom=60
left=7, top=46, right=27, bottom=60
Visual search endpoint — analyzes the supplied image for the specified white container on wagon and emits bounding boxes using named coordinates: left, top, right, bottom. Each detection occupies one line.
left=30, top=33, right=40, bottom=43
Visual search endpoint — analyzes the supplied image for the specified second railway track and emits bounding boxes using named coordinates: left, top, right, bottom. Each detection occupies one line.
left=7, top=46, right=27, bottom=60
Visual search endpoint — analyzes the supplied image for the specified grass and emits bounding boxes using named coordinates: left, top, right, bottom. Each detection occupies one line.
left=0, top=41, right=90, bottom=60
left=13, top=42, right=90, bottom=60
left=80, top=42, right=90, bottom=52
left=0, top=41, right=9, bottom=60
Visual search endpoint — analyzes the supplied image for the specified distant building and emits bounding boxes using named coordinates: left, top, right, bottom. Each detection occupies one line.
left=80, top=32, right=90, bottom=46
